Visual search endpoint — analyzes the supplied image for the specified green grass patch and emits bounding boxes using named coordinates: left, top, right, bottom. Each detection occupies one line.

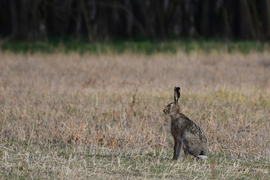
left=1, top=141, right=269, bottom=179
left=1, top=38, right=269, bottom=54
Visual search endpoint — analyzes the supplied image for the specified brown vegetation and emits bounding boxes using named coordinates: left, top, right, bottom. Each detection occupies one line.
left=0, top=52, right=269, bottom=178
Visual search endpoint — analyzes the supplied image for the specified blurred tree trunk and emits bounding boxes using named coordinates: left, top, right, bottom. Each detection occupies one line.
left=220, top=1, right=232, bottom=39
left=137, top=0, right=155, bottom=39
left=180, top=0, right=189, bottom=36
left=80, top=0, right=93, bottom=42
left=164, top=0, right=179, bottom=35
left=97, top=2, right=109, bottom=41
left=265, top=0, right=270, bottom=39
left=20, top=0, right=30, bottom=40
left=250, top=0, right=264, bottom=40
left=201, top=0, right=209, bottom=36
left=155, top=0, right=166, bottom=40
left=0, top=1, right=9, bottom=38
left=125, top=0, right=133, bottom=38
left=31, top=0, right=39, bottom=40
left=186, top=0, right=198, bottom=37
left=240, top=0, right=256, bottom=39
left=9, top=0, right=18, bottom=39
left=75, top=0, right=82, bottom=39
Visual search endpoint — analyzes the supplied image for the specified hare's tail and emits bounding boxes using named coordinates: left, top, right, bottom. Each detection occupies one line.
left=196, top=155, right=208, bottom=160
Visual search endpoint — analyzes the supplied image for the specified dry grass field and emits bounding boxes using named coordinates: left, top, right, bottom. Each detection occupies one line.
left=0, top=51, right=270, bottom=179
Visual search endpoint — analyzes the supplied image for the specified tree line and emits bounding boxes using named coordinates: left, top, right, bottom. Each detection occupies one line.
left=0, top=0, right=270, bottom=42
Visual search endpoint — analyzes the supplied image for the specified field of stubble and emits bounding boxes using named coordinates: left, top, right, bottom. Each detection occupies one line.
left=0, top=51, right=270, bottom=179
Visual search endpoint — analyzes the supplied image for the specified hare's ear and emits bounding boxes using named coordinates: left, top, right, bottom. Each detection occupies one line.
left=174, top=86, right=181, bottom=103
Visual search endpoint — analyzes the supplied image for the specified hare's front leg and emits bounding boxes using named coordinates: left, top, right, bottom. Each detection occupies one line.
left=173, top=136, right=182, bottom=160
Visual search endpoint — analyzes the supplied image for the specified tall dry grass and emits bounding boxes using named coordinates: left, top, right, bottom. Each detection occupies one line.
left=0, top=51, right=269, bottom=178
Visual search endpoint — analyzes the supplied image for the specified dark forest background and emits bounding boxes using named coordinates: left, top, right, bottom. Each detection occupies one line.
left=1, top=0, right=270, bottom=42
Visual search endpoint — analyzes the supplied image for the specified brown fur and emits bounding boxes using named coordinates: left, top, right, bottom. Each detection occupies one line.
left=163, top=87, right=208, bottom=160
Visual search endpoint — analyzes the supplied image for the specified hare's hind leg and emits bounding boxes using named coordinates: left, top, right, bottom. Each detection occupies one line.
left=183, top=144, right=189, bottom=160
left=173, top=136, right=182, bottom=160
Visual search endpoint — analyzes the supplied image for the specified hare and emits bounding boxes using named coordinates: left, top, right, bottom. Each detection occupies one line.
left=163, top=87, right=208, bottom=160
